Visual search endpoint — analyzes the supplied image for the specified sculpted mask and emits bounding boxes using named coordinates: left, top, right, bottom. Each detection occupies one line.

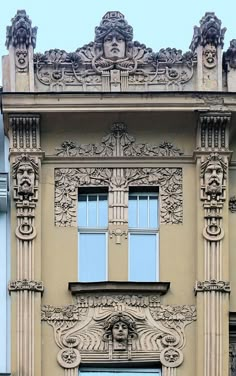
left=12, top=155, right=38, bottom=197
left=95, top=11, right=133, bottom=61
left=17, top=162, right=35, bottom=194
left=204, top=44, right=217, bottom=68
left=204, top=161, right=223, bottom=193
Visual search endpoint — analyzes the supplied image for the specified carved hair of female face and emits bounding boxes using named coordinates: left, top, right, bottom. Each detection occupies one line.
left=104, top=314, right=136, bottom=341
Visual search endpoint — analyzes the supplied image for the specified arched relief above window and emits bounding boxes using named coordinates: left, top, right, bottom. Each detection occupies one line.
left=55, top=167, right=183, bottom=226
left=41, top=282, right=196, bottom=372
left=55, top=123, right=183, bottom=158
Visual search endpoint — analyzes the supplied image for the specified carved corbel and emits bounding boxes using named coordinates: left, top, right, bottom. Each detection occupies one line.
left=197, top=112, right=231, bottom=151
left=9, top=114, right=41, bottom=153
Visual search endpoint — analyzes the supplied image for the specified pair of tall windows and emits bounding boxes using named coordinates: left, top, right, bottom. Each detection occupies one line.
left=78, top=191, right=159, bottom=282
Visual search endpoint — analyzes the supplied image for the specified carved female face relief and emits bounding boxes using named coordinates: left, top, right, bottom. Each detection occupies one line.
left=103, top=31, right=126, bottom=60
left=112, top=321, right=129, bottom=342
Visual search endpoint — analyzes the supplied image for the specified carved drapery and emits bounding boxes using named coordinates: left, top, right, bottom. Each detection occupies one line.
left=55, top=167, right=182, bottom=226
left=196, top=111, right=231, bottom=376
left=42, top=290, right=196, bottom=374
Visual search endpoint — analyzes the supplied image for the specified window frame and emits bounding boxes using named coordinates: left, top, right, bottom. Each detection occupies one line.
left=77, top=192, right=108, bottom=282
left=79, top=367, right=162, bottom=376
left=128, top=191, right=159, bottom=282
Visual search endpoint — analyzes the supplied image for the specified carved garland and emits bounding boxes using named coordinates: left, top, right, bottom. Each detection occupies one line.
left=55, top=167, right=183, bottom=226
left=42, top=294, right=196, bottom=370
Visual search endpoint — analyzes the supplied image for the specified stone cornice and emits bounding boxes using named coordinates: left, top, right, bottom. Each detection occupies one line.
left=2, top=92, right=236, bottom=114
left=69, top=281, right=170, bottom=295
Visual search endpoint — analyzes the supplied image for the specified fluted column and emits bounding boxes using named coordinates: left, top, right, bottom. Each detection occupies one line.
left=195, top=112, right=231, bottom=376
left=8, top=114, right=43, bottom=376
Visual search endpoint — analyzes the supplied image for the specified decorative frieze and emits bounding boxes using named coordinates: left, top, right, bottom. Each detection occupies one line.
left=42, top=288, right=196, bottom=370
left=195, top=280, right=231, bottom=294
left=9, top=114, right=41, bottom=152
left=34, top=12, right=196, bottom=92
left=55, top=167, right=183, bottom=226
left=56, top=123, right=183, bottom=158
left=9, top=279, right=44, bottom=293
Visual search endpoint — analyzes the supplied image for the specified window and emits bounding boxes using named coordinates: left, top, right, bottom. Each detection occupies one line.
left=128, top=192, right=159, bottom=282
left=78, top=192, right=108, bottom=282
left=79, top=369, right=161, bottom=376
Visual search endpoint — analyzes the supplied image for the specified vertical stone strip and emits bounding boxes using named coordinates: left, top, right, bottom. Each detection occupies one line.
left=5, top=10, right=37, bottom=92
left=190, top=12, right=226, bottom=91
left=195, top=112, right=231, bottom=376
left=8, top=115, right=43, bottom=376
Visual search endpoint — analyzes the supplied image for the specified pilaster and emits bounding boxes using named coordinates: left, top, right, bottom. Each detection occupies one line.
left=224, top=39, right=236, bottom=91
left=8, top=114, right=43, bottom=376
left=190, top=13, right=226, bottom=91
left=195, top=111, right=231, bottom=376
left=5, top=10, right=37, bottom=92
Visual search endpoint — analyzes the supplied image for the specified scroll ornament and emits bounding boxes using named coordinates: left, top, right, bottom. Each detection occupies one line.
left=42, top=294, right=196, bottom=369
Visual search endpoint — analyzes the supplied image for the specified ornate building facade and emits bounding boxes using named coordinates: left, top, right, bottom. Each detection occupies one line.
left=2, top=9, right=236, bottom=376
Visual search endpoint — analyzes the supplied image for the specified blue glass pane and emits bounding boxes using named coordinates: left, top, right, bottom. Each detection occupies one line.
left=98, top=195, right=108, bottom=227
left=129, top=234, right=157, bottom=281
left=88, top=196, right=97, bottom=227
left=139, top=196, right=148, bottom=228
left=149, top=196, right=158, bottom=228
left=79, top=233, right=106, bottom=281
left=78, top=196, right=87, bottom=227
left=128, top=196, right=137, bottom=228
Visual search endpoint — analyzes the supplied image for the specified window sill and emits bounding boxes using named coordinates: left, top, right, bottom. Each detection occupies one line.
left=68, top=281, right=170, bottom=296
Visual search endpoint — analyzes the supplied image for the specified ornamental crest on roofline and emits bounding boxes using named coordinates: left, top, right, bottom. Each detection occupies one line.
left=33, top=11, right=197, bottom=91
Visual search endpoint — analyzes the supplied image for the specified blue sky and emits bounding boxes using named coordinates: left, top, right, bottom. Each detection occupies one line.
left=1, top=0, right=236, bottom=60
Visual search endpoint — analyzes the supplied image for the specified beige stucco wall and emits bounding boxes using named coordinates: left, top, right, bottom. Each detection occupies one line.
left=40, top=110, right=197, bottom=375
